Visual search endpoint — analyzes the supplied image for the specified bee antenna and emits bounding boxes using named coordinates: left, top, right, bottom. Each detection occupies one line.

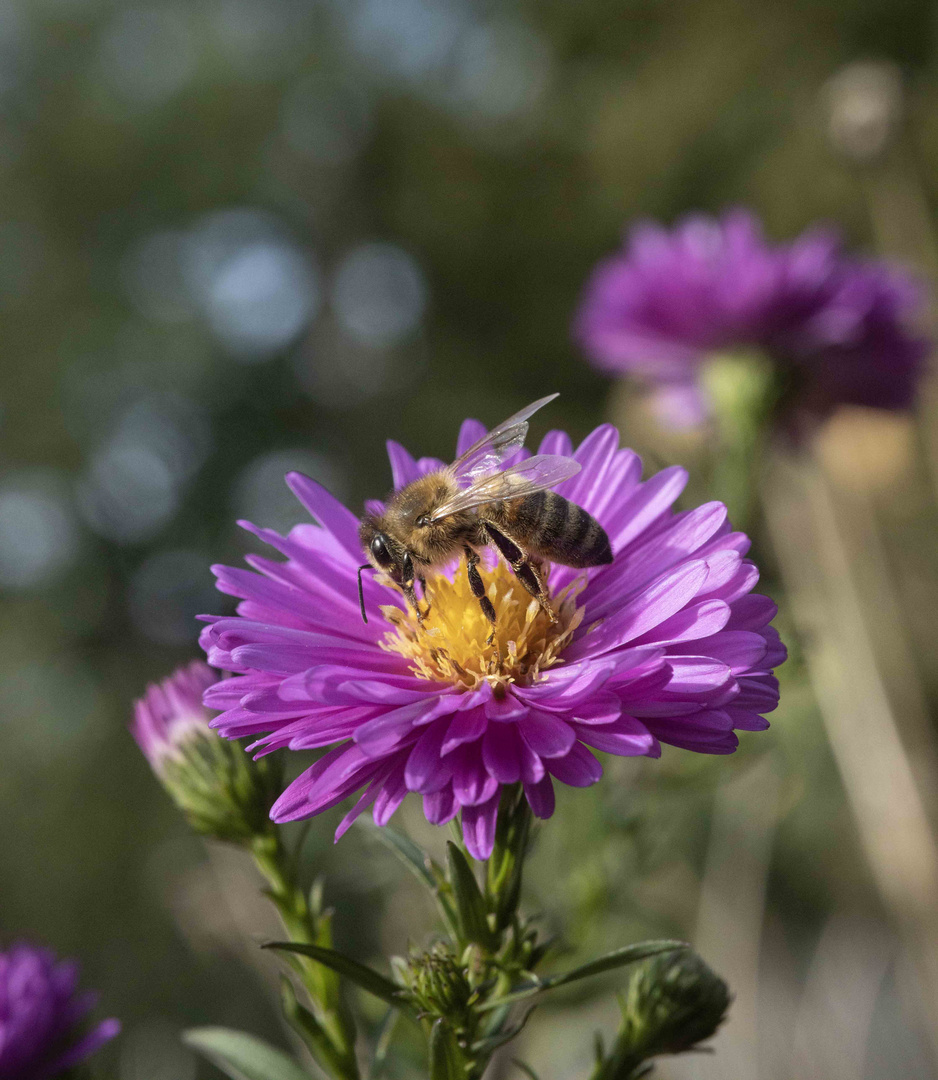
left=357, top=564, right=374, bottom=624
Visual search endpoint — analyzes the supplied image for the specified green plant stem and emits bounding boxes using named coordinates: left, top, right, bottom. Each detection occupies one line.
left=250, top=830, right=360, bottom=1080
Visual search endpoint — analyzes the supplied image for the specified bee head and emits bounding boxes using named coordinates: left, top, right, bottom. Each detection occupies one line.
left=357, top=517, right=417, bottom=623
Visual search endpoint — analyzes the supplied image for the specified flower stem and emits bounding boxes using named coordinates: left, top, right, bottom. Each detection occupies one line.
left=250, top=829, right=360, bottom=1080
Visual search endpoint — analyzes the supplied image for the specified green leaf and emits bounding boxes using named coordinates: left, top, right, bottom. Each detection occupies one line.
left=279, top=978, right=356, bottom=1080
left=543, top=941, right=688, bottom=991
left=470, top=1005, right=537, bottom=1055
left=363, top=822, right=460, bottom=938
left=183, top=1027, right=315, bottom=1080
left=446, top=842, right=496, bottom=949
left=361, top=820, right=439, bottom=890
left=428, top=1019, right=462, bottom=1080
left=478, top=941, right=687, bottom=1010
left=369, top=1008, right=400, bottom=1080
left=264, top=942, right=406, bottom=1011
left=512, top=1060, right=542, bottom=1080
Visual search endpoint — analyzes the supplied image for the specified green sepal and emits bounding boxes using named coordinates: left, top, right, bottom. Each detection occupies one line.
left=183, top=1027, right=315, bottom=1080
left=446, top=842, right=496, bottom=950
left=478, top=941, right=687, bottom=1010
left=264, top=942, right=408, bottom=1012
left=485, top=787, right=531, bottom=932
left=428, top=1019, right=462, bottom=1080
left=280, top=978, right=358, bottom=1080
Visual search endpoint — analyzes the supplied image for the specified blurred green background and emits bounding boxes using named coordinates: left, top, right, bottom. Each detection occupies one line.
left=3, top=0, right=938, bottom=1076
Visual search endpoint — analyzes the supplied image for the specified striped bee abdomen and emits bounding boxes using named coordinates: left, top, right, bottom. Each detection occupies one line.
left=497, top=490, right=613, bottom=568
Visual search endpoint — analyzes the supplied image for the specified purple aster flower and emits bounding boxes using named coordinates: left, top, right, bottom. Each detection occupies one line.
left=133, top=661, right=282, bottom=842
left=200, top=416, right=785, bottom=860
left=0, top=942, right=119, bottom=1080
left=574, top=208, right=928, bottom=426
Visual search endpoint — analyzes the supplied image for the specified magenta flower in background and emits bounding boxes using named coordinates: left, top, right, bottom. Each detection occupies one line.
left=200, top=417, right=785, bottom=860
left=574, top=209, right=928, bottom=426
left=0, top=942, right=119, bottom=1079
left=132, top=660, right=217, bottom=775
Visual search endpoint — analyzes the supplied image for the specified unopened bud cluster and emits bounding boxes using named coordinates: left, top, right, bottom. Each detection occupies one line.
left=399, top=943, right=475, bottom=1021
left=623, top=950, right=730, bottom=1057
left=592, top=951, right=730, bottom=1079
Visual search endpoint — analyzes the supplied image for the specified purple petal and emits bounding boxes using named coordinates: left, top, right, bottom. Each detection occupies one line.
left=461, top=794, right=500, bottom=859
left=405, top=722, right=455, bottom=794
left=442, top=707, right=490, bottom=754
left=354, top=699, right=449, bottom=758
left=482, top=723, right=523, bottom=783
left=424, top=786, right=460, bottom=825
left=568, top=560, right=709, bottom=658
left=456, top=418, right=488, bottom=455
left=286, top=472, right=363, bottom=563
left=451, top=743, right=500, bottom=806
left=573, top=717, right=656, bottom=756
left=523, top=775, right=555, bottom=818
left=547, top=742, right=603, bottom=787
left=47, top=1018, right=121, bottom=1077
left=675, top=630, right=767, bottom=673
left=517, top=711, right=576, bottom=758
left=386, top=440, right=422, bottom=489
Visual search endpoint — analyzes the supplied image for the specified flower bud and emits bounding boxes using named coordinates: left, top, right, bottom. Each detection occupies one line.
left=401, top=943, right=474, bottom=1020
left=132, top=661, right=282, bottom=843
left=618, top=950, right=730, bottom=1062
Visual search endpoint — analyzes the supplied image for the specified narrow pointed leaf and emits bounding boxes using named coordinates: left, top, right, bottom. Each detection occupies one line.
left=470, top=1005, right=537, bottom=1055
left=280, top=978, right=355, bottom=1079
left=512, top=1061, right=542, bottom=1080
left=370, top=1008, right=400, bottom=1079
left=478, top=941, right=686, bottom=1010
left=363, top=822, right=459, bottom=936
left=429, top=1019, right=462, bottom=1080
left=361, top=820, right=439, bottom=890
left=542, top=940, right=688, bottom=990
left=446, top=841, right=496, bottom=949
left=264, top=942, right=406, bottom=1011
left=183, top=1027, right=315, bottom=1080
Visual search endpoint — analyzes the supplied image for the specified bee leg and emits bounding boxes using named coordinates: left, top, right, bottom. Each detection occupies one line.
left=464, top=546, right=499, bottom=657
left=403, top=582, right=426, bottom=623
left=483, top=522, right=557, bottom=623
left=418, top=575, right=431, bottom=619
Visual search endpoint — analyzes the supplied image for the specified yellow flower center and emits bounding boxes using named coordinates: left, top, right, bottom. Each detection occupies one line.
left=379, top=558, right=584, bottom=695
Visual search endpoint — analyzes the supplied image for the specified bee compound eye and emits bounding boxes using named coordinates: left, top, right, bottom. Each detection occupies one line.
left=370, top=534, right=391, bottom=565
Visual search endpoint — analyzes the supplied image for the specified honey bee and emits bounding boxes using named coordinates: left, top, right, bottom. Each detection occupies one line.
left=357, top=394, right=613, bottom=636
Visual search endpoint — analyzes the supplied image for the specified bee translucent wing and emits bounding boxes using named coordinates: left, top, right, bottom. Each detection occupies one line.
left=429, top=454, right=581, bottom=521
left=449, top=393, right=560, bottom=484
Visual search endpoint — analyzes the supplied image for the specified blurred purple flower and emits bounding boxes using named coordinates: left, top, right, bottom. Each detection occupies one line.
left=574, top=209, right=928, bottom=426
left=132, top=659, right=216, bottom=775
left=200, top=419, right=785, bottom=860
left=0, top=942, right=119, bottom=1080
